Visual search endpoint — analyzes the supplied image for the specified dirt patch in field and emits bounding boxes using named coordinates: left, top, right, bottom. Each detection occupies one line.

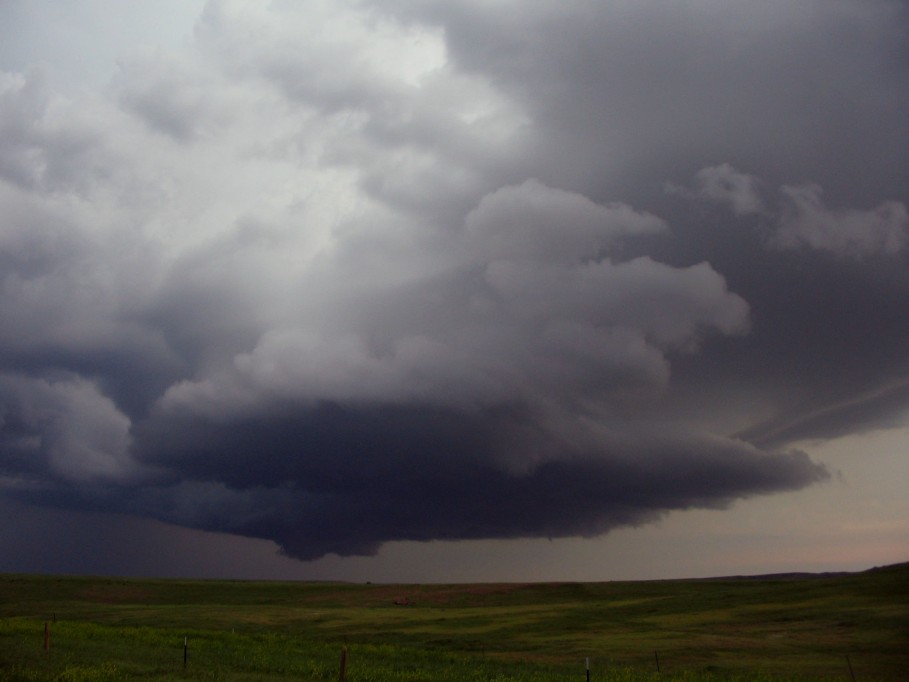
left=320, top=582, right=543, bottom=608
left=78, top=584, right=153, bottom=604
left=415, top=583, right=549, bottom=606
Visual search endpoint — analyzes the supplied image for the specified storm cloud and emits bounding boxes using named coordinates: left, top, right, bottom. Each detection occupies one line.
left=2, top=0, right=907, bottom=564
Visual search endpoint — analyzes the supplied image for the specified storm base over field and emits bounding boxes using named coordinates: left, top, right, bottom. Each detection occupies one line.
left=1, top=0, right=907, bottom=579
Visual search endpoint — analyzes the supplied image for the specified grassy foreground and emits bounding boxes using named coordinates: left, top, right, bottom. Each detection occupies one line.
left=0, top=563, right=907, bottom=681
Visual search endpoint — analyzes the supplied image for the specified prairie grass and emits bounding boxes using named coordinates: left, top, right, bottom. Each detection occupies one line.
left=0, top=563, right=906, bottom=680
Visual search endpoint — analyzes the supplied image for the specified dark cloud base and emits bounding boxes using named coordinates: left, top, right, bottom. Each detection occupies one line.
left=128, top=402, right=827, bottom=560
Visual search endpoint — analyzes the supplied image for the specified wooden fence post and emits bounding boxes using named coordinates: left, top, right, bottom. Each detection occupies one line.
left=846, top=654, right=856, bottom=682
left=338, top=646, right=348, bottom=682
left=43, top=622, right=50, bottom=652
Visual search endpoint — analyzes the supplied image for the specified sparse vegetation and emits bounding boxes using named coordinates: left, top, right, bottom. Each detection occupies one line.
left=0, top=564, right=906, bottom=680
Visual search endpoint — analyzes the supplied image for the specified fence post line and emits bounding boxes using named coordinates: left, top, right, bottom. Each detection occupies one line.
left=586, top=656, right=590, bottom=681
left=43, top=621, right=50, bottom=652
left=654, top=651, right=660, bottom=673
left=183, top=636, right=188, bottom=668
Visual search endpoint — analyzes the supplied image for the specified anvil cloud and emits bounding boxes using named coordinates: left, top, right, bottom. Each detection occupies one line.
left=1, top=0, right=907, bottom=571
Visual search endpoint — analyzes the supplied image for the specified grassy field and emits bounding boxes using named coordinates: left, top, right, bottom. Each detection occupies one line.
left=0, top=563, right=906, bottom=681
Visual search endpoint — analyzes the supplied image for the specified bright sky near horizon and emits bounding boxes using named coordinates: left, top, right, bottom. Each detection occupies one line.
left=0, top=0, right=907, bottom=582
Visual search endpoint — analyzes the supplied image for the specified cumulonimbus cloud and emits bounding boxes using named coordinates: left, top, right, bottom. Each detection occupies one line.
left=125, top=177, right=805, bottom=560
left=6, top=0, right=907, bottom=563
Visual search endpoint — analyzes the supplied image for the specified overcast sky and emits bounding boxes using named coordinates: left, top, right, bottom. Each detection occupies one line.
left=1, top=0, right=907, bottom=582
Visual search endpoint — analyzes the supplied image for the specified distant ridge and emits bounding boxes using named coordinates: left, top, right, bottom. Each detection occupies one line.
left=706, top=572, right=852, bottom=581
left=863, top=560, right=909, bottom=574
left=688, top=560, right=909, bottom=582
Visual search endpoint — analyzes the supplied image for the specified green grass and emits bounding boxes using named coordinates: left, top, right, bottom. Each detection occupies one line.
left=0, top=563, right=906, bottom=680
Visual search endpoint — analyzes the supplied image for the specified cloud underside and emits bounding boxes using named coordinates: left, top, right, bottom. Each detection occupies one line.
left=2, top=0, right=908, bottom=561
left=132, top=403, right=827, bottom=560
left=3, top=368, right=827, bottom=560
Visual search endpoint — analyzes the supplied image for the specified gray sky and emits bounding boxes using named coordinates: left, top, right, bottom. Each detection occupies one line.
left=0, top=0, right=907, bottom=581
